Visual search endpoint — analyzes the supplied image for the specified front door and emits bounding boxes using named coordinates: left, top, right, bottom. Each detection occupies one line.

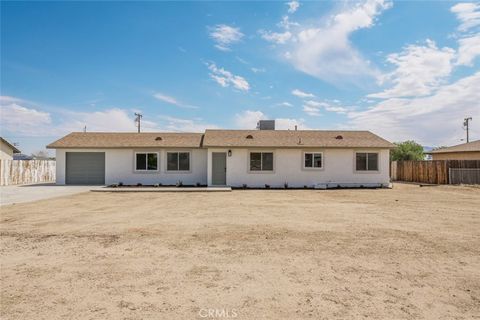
left=212, top=152, right=227, bottom=185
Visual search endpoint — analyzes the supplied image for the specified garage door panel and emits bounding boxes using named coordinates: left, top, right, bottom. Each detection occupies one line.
left=66, top=152, right=105, bottom=185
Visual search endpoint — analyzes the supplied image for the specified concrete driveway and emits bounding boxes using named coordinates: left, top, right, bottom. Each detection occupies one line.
left=0, top=183, right=101, bottom=206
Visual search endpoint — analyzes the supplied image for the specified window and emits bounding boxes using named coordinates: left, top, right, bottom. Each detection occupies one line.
left=167, top=152, right=190, bottom=171
left=250, top=152, right=273, bottom=171
left=304, top=152, right=323, bottom=169
left=135, top=153, right=158, bottom=171
left=356, top=152, right=379, bottom=171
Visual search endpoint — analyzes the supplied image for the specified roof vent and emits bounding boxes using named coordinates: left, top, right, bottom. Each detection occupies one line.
left=155, top=137, right=162, bottom=141
left=246, top=135, right=253, bottom=139
left=335, top=135, right=343, bottom=140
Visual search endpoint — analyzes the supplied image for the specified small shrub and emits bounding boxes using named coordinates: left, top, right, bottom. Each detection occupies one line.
left=242, top=184, right=247, bottom=189
left=303, top=185, right=307, bottom=189
left=196, top=182, right=201, bottom=187
left=284, top=182, right=288, bottom=189
left=265, top=184, right=270, bottom=189
left=137, top=183, right=142, bottom=187
left=118, top=182, right=123, bottom=186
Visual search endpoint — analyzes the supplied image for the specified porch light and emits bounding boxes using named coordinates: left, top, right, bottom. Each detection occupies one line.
left=228, top=150, right=232, bottom=157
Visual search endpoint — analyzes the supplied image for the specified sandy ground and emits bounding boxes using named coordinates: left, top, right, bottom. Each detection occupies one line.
left=1, top=183, right=479, bottom=320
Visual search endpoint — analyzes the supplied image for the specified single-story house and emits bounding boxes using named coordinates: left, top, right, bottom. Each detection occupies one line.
left=47, top=124, right=394, bottom=188
left=0, top=137, right=21, bottom=161
left=427, top=140, right=480, bottom=160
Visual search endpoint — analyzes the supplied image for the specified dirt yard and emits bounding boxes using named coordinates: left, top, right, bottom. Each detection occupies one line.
left=1, top=184, right=479, bottom=319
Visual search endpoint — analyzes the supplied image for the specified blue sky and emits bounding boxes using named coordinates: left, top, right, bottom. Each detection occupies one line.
left=1, top=0, right=479, bottom=155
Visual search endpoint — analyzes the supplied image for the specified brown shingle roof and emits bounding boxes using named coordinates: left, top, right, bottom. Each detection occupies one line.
left=47, top=130, right=395, bottom=149
left=46, top=132, right=204, bottom=149
left=203, top=130, right=394, bottom=148
left=428, top=140, right=480, bottom=154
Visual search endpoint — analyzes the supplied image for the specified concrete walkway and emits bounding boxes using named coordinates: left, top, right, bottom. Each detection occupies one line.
left=92, top=186, right=231, bottom=193
left=0, top=183, right=102, bottom=206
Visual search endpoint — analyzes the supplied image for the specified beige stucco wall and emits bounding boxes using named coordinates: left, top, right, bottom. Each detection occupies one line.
left=0, top=140, right=14, bottom=160
left=431, top=152, right=480, bottom=160
left=207, top=148, right=391, bottom=187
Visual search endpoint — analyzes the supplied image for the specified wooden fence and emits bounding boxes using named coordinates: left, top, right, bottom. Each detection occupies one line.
left=0, top=160, right=56, bottom=186
left=390, top=160, right=480, bottom=184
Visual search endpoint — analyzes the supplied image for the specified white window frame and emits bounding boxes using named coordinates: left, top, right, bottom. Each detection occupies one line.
left=166, top=151, right=192, bottom=173
left=302, top=151, right=324, bottom=170
left=134, top=152, right=159, bottom=172
left=248, top=151, right=275, bottom=173
left=354, top=152, right=380, bottom=172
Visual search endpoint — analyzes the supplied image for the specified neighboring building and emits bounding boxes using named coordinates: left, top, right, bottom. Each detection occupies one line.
left=13, top=154, right=34, bottom=160
left=0, top=137, right=21, bottom=160
left=427, top=140, right=480, bottom=160
left=47, top=123, right=394, bottom=188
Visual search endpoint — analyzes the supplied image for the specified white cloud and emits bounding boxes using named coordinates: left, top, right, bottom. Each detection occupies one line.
left=0, top=99, right=223, bottom=138
left=368, top=40, right=456, bottom=99
left=302, top=100, right=349, bottom=116
left=451, top=2, right=480, bottom=32
left=157, top=115, right=219, bottom=132
left=62, top=108, right=160, bottom=133
left=0, top=100, right=160, bottom=136
left=235, top=110, right=266, bottom=129
left=276, top=118, right=308, bottom=130
left=207, top=63, right=250, bottom=91
left=286, top=0, right=300, bottom=14
left=234, top=110, right=308, bottom=130
left=278, top=16, right=299, bottom=30
left=278, top=101, right=293, bottom=107
left=153, top=92, right=198, bottom=109
left=456, top=34, right=480, bottom=66
left=260, top=30, right=292, bottom=44
left=348, top=71, right=480, bottom=146
left=153, top=93, right=178, bottom=105
left=0, top=96, right=27, bottom=104
left=260, top=0, right=392, bottom=84
left=0, top=103, right=52, bottom=136
left=251, top=67, right=266, bottom=73
left=291, top=89, right=315, bottom=98
left=208, top=24, right=244, bottom=51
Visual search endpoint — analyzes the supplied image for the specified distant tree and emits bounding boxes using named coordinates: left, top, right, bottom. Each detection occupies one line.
left=31, top=150, right=51, bottom=159
left=391, top=141, right=424, bottom=161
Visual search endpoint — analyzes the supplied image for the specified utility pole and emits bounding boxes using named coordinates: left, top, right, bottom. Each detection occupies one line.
left=135, top=113, right=143, bottom=133
left=464, top=117, right=472, bottom=143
